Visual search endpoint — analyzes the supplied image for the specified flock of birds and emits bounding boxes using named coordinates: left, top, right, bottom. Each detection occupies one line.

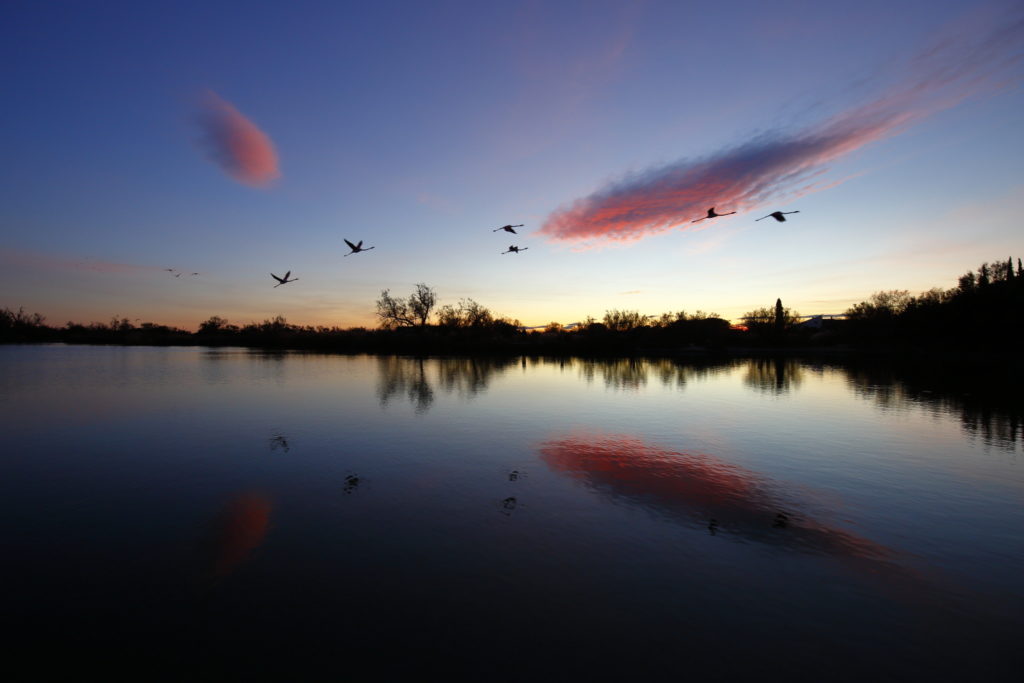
left=164, top=268, right=200, bottom=278
left=169, top=207, right=798, bottom=289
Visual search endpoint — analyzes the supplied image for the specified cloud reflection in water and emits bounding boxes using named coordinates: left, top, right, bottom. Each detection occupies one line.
left=539, top=433, right=888, bottom=562
left=204, top=493, right=272, bottom=579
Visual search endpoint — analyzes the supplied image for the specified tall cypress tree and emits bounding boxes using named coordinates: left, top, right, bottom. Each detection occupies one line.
left=774, top=298, right=784, bottom=330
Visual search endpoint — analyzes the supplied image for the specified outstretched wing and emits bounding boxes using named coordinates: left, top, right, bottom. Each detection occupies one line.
left=344, top=239, right=357, bottom=250
left=506, top=226, right=517, bottom=234
left=271, top=273, right=284, bottom=283
left=283, top=271, right=291, bottom=280
left=356, top=240, right=363, bottom=248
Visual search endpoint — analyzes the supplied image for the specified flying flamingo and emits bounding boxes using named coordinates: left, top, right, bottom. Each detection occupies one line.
left=344, top=239, right=375, bottom=256
left=502, top=245, right=528, bottom=254
left=756, top=210, right=800, bottom=222
left=271, top=271, right=298, bottom=288
left=493, top=224, right=524, bottom=234
left=691, top=207, right=736, bottom=223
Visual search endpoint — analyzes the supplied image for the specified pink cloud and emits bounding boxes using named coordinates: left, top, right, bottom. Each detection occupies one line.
left=195, top=90, right=280, bottom=187
left=541, top=10, right=1023, bottom=244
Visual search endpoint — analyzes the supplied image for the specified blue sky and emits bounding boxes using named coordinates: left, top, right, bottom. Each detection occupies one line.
left=2, top=0, right=1022, bottom=328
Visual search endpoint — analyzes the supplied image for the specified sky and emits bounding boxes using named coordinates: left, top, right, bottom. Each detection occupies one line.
left=2, top=0, right=1022, bottom=329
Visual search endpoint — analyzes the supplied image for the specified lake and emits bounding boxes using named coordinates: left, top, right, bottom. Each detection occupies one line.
left=3, top=345, right=1022, bottom=681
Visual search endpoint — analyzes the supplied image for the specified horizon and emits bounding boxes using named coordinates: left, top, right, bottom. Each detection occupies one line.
left=2, top=1, right=1023, bottom=330
left=3, top=252, right=1015, bottom=333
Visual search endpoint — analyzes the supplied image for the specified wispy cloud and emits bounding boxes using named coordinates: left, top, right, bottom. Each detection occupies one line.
left=195, top=90, right=280, bottom=188
left=541, top=9, right=1023, bottom=245
left=0, top=247, right=162, bottom=274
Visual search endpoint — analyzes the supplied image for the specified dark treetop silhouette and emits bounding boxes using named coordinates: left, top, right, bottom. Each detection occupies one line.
left=756, top=210, right=800, bottom=222
left=493, top=224, right=524, bottom=234
left=502, top=245, right=528, bottom=254
left=344, top=239, right=375, bottom=256
left=270, top=271, right=298, bottom=288
left=692, top=207, right=736, bottom=223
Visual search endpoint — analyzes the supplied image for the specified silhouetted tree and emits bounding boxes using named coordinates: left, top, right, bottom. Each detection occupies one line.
left=199, top=315, right=230, bottom=333
left=978, top=263, right=990, bottom=287
left=742, top=305, right=799, bottom=329
left=603, top=309, right=649, bottom=332
left=408, top=283, right=437, bottom=327
left=958, top=272, right=976, bottom=293
left=437, top=298, right=494, bottom=329
left=774, top=298, right=784, bottom=330
left=376, top=283, right=437, bottom=328
left=845, top=290, right=911, bottom=319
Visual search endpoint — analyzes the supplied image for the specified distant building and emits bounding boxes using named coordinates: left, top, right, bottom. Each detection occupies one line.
left=795, top=314, right=846, bottom=329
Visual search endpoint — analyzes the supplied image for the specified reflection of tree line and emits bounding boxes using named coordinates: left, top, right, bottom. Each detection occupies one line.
left=743, top=357, right=806, bottom=394
left=377, top=356, right=755, bottom=411
left=573, top=357, right=736, bottom=391
left=376, top=356, right=811, bottom=409
left=841, top=360, right=1023, bottom=451
left=374, top=355, right=1021, bottom=450
left=376, top=357, right=521, bottom=412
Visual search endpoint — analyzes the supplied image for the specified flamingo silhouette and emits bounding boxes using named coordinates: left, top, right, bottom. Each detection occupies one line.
left=756, top=210, right=800, bottom=223
left=692, top=207, right=736, bottom=223
left=271, top=271, right=298, bottom=288
left=344, top=239, right=375, bottom=256
left=502, top=245, right=528, bottom=254
left=493, top=224, right=524, bottom=234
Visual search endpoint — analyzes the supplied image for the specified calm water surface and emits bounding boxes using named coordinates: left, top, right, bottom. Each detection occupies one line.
left=3, top=346, right=1022, bottom=680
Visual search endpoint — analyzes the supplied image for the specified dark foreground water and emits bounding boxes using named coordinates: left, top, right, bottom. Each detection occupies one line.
left=3, top=345, right=1022, bottom=681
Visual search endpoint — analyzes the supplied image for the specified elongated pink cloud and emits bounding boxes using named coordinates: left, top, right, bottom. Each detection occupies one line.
left=195, top=91, right=280, bottom=187
left=541, top=10, right=1023, bottom=244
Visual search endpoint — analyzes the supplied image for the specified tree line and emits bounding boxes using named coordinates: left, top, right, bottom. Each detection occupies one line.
left=3, top=256, right=1021, bottom=353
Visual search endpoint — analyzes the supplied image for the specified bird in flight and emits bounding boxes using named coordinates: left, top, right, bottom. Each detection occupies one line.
left=756, top=210, right=800, bottom=222
left=502, top=245, right=528, bottom=254
left=344, top=239, right=375, bottom=256
left=271, top=271, right=298, bottom=288
left=164, top=268, right=175, bottom=273
left=493, top=224, right=524, bottom=234
left=190, top=272, right=200, bottom=276
left=692, top=207, right=736, bottom=223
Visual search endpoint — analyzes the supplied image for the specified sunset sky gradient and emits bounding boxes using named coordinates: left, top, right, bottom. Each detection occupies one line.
left=1, top=0, right=1021, bottom=328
